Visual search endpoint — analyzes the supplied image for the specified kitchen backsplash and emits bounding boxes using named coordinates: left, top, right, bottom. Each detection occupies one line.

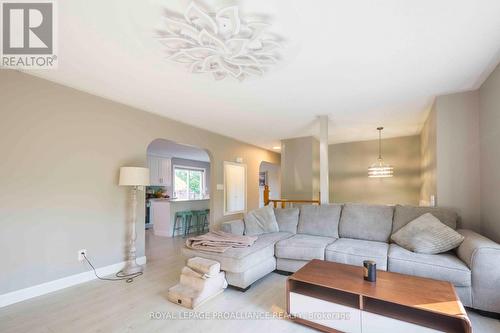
left=146, top=186, right=171, bottom=199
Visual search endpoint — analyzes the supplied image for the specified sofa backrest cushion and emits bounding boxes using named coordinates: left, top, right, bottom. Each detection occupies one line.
left=392, top=205, right=458, bottom=233
left=339, top=204, right=394, bottom=242
left=221, top=219, right=245, bottom=236
left=274, top=208, right=299, bottom=234
left=298, top=204, right=342, bottom=238
left=244, top=205, right=279, bottom=236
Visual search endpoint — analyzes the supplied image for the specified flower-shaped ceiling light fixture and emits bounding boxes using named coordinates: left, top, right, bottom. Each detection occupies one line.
left=155, top=2, right=282, bottom=81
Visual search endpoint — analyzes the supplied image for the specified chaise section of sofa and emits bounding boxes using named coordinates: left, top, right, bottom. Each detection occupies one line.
left=182, top=221, right=292, bottom=289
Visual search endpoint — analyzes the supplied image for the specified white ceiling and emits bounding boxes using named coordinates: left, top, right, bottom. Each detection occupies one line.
left=27, top=0, right=500, bottom=149
left=147, top=138, right=210, bottom=162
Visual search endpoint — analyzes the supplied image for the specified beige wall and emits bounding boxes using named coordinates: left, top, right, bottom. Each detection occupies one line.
left=434, top=91, right=481, bottom=231
left=312, top=137, right=320, bottom=201
left=420, top=105, right=437, bottom=206
left=0, top=71, right=279, bottom=294
left=329, top=136, right=421, bottom=205
left=419, top=78, right=500, bottom=238
left=479, top=64, right=500, bottom=242
left=280, top=136, right=320, bottom=200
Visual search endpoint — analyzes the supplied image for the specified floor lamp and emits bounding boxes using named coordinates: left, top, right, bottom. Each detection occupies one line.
left=119, top=166, right=150, bottom=275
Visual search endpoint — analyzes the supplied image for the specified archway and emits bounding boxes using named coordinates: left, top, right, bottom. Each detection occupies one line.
left=259, top=161, right=281, bottom=207
left=145, top=138, right=212, bottom=238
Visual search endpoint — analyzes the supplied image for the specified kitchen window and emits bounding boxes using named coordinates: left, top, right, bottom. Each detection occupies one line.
left=173, top=166, right=206, bottom=200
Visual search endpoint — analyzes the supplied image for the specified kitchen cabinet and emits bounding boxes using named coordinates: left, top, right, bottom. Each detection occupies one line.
left=148, top=155, right=171, bottom=186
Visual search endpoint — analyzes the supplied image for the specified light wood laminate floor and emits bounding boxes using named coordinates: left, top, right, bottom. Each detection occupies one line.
left=1, top=230, right=499, bottom=333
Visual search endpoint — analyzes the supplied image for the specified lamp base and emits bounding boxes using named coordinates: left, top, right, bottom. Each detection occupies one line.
left=121, top=260, right=143, bottom=275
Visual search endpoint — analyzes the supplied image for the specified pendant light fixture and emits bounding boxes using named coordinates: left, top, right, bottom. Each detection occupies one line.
left=368, top=127, right=394, bottom=178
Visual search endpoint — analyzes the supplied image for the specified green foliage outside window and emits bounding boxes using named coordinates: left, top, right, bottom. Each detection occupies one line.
left=174, top=167, right=204, bottom=199
left=189, top=171, right=201, bottom=194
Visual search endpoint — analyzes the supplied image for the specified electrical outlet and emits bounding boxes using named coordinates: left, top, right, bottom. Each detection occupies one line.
left=78, top=249, right=87, bottom=262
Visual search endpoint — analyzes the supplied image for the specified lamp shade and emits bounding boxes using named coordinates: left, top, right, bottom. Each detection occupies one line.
left=119, top=167, right=150, bottom=186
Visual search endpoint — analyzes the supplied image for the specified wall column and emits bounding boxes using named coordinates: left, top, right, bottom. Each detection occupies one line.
left=319, top=115, right=330, bottom=204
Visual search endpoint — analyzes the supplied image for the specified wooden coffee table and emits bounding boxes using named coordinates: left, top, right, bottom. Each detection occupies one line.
left=286, top=259, right=471, bottom=333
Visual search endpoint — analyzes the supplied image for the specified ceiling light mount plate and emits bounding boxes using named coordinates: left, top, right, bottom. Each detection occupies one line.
left=155, top=2, right=282, bottom=81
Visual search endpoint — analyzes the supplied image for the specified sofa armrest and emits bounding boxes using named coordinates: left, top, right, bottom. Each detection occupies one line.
left=456, top=229, right=500, bottom=312
left=456, top=229, right=500, bottom=268
left=221, top=219, right=245, bottom=236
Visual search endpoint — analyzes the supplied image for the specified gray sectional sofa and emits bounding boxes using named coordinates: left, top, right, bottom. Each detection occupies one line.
left=182, top=204, right=500, bottom=313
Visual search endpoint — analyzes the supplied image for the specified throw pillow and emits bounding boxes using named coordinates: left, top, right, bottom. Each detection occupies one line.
left=244, top=205, right=279, bottom=236
left=391, top=213, right=464, bottom=254
left=274, top=208, right=299, bottom=234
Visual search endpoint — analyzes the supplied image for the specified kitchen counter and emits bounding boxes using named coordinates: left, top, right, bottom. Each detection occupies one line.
left=150, top=198, right=210, bottom=237
left=149, top=198, right=209, bottom=203
left=169, top=198, right=209, bottom=203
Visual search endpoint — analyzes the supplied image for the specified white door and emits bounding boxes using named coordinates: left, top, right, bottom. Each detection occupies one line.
left=224, top=162, right=246, bottom=215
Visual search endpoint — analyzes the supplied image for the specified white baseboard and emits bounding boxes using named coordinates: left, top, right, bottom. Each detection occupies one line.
left=0, top=256, right=147, bottom=308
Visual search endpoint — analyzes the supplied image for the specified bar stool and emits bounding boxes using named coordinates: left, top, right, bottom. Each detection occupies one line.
left=187, top=210, right=206, bottom=234
left=189, top=210, right=202, bottom=235
left=201, top=209, right=210, bottom=233
left=172, top=211, right=193, bottom=237
left=195, top=209, right=210, bottom=234
left=185, top=210, right=204, bottom=236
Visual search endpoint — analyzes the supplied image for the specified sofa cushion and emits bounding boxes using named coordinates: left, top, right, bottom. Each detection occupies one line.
left=274, top=208, right=299, bottom=234
left=392, top=205, right=458, bottom=233
left=244, top=205, right=279, bottom=236
left=224, top=256, right=277, bottom=289
left=297, top=204, right=342, bottom=238
left=276, top=258, right=309, bottom=273
left=182, top=232, right=292, bottom=273
left=221, top=219, right=245, bottom=236
left=275, top=234, right=336, bottom=261
left=339, top=204, right=394, bottom=242
left=391, top=213, right=464, bottom=254
left=325, top=238, right=389, bottom=271
left=388, top=244, right=471, bottom=287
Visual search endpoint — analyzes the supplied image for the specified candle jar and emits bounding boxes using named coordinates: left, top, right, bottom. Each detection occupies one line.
left=363, top=260, right=376, bottom=282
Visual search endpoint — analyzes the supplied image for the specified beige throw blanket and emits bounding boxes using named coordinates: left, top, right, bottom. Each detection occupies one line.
left=186, top=231, right=257, bottom=253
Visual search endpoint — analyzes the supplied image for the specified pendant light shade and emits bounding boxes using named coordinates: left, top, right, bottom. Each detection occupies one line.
left=368, top=127, right=394, bottom=178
